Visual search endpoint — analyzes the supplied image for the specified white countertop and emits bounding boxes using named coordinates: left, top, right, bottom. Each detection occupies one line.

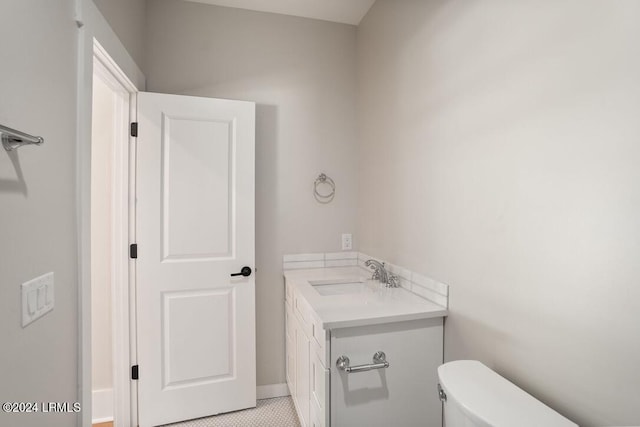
left=284, top=267, right=448, bottom=329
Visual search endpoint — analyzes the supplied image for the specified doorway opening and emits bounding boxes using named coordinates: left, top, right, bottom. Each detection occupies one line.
left=90, top=40, right=138, bottom=426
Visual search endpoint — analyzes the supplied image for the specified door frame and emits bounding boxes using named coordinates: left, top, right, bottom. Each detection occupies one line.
left=92, top=39, right=139, bottom=426
left=82, top=38, right=139, bottom=426
left=76, top=1, right=146, bottom=424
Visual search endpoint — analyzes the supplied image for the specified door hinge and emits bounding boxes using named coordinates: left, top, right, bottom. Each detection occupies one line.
left=130, top=244, right=138, bottom=259
left=131, top=365, right=139, bottom=380
left=438, top=383, right=447, bottom=402
left=130, top=122, right=138, bottom=137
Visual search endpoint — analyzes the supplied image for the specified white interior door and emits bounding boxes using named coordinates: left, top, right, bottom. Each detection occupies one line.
left=136, top=92, right=256, bottom=427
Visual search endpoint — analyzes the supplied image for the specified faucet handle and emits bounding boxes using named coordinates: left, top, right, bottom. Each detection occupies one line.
left=387, top=274, right=399, bottom=288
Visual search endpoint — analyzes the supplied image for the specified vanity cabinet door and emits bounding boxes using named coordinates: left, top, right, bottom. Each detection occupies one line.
left=295, top=325, right=311, bottom=427
left=310, top=350, right=330, bottom=427
left=285, top=302, right=296, bottom=395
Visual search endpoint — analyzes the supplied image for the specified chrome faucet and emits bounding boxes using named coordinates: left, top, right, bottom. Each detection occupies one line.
left=364, top=259, right=399, bottom=288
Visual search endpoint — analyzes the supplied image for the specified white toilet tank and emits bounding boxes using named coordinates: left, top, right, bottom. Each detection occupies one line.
left=437, top=360, right=577, bottom=427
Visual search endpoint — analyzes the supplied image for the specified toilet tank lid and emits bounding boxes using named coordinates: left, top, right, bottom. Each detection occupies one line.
left=438, top=360, right=577, bottom=427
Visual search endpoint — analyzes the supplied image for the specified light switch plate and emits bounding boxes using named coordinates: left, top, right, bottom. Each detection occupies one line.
left=21, top=272, right=54, bottom=327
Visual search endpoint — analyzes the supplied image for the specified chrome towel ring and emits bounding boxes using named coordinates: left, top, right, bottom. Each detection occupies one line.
left=314, top=173, right=335, bottom=203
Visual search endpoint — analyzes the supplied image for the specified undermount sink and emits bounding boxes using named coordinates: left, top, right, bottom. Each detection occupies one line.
left=309, top=278, right=367, bottom=296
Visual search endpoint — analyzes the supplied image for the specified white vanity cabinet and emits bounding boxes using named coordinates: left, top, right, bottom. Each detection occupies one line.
left=285, top=277, right=444, bottom=427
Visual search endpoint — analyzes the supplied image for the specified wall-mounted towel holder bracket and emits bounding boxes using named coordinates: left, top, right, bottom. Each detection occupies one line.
left=336, top=351, right=390, bottom=373
left=1, top=124, right=44, bottom=151
left=314, top=172, right=335, bottom=203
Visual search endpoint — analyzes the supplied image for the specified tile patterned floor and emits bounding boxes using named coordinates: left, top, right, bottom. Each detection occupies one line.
left=162, top=397, right=301, bottom=427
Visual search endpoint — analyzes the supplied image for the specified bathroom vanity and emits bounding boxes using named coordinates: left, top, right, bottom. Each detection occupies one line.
left=284, top=267, right=448, bottom=427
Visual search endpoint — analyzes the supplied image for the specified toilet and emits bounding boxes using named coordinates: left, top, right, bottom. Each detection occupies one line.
left=437, top=360, right=577, bottom=427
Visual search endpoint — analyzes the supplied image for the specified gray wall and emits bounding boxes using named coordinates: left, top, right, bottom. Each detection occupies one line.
left=93, top=0, right=147, bottom=72
left=0, top=1, right=79, bottom=426
left=145, top=0, right=359, bottom=387
left=356, top=1, right=640, bottom=425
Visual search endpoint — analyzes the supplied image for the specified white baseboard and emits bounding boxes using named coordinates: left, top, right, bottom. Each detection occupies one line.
left=92, top=388, right=113, bottom=423
left=257, top=383, right=290, bottom=399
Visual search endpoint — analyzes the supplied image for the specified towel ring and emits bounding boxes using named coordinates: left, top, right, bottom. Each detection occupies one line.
left=314, top=173, right=335, bottom=203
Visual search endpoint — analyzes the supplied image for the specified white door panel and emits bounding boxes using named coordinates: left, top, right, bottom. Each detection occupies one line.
left=136, top=92, right=255, bottom=427
left=162, top=117, right=232, bottom=260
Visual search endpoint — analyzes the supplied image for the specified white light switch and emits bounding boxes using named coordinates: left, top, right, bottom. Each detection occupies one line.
left=22, top=272, right=54, bottom=327
left=46, top=284, right=53, bottom=305
left=37, top=287, right=45, bottom=310
left=27, top=291, right=37, bottom=315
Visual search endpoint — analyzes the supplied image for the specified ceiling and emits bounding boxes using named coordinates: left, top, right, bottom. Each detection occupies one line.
left=182, top=0, right=376, bottom=25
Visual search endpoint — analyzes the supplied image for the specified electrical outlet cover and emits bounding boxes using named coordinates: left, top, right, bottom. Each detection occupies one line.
left=341, top=233, right=353, bottom=250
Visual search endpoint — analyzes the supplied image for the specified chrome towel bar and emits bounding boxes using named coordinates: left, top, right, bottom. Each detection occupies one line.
left=336, top=351, right=389, bottom=373
left=1, top=124, right=44, bottom=151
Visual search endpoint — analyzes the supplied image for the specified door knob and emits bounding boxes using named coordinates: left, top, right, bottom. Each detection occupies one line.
left=231, top=266, right=252, bottom=277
